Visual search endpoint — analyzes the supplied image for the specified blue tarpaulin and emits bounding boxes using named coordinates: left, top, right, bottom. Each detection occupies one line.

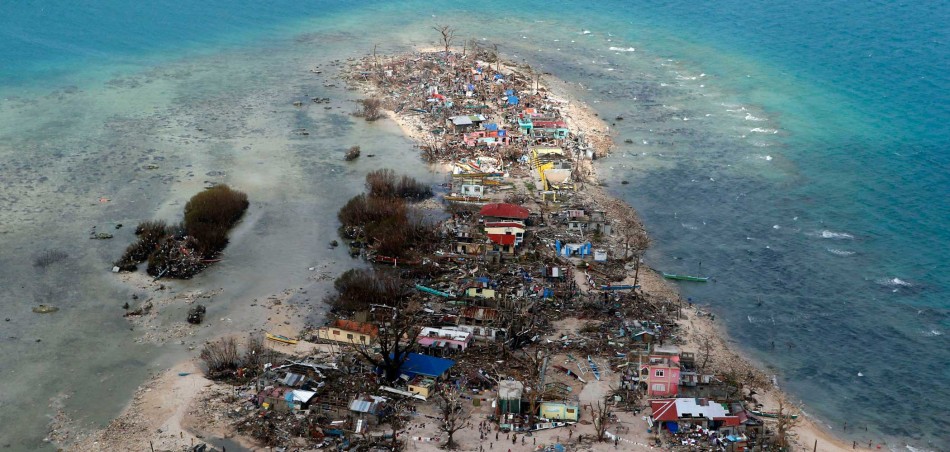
left=484, top=123, right=498, bottom=131
left=507, top=95, right=519, bottom=105
left=505, top=89, right=515, bottom=96
left=467, top=83, right=475, bottom=91
left=666, top=422, right=679, bottom=433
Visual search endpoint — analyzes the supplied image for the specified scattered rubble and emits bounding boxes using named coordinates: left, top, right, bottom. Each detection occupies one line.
left=97, top=43, right=802, bottom=452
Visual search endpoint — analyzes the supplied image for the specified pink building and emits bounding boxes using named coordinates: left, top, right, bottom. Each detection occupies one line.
left=641, top=348, right=682, bottom=396
left=416, top=327, right=473, bottom=356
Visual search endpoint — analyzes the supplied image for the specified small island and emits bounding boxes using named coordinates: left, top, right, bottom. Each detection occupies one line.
left=71, top=32, right=854, bottom=452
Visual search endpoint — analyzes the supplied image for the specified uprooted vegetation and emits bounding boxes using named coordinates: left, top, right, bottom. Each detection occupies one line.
left=199, top=335, right=277, bottom=380
left=325, top=268, right=410, bottom=314
left=337, top=170, right=435, bottom=259
left=113, top=185, right=249, bottom=278
left=354, top=97, right=383, bottom=121
left=344, top=145, right=361, bottom=161
left=364, top=168, right=432, bottom=200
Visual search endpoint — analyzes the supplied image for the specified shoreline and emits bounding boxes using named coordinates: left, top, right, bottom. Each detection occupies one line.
left=57, top=47, right=874, bottom=452
left=369, top=50, right=857, bottom=451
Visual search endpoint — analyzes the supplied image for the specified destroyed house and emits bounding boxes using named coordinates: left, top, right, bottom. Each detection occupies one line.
left=565, top=209, right=611, bottom=235
left=465, top=286, right=496, bottom=299
left=642, top=351, right=682, bottom=397
left=480, top=203, right=530, bottom=222
left=650, top=398, right=742, bottom=433
left=485, top=221, right=525, bottom=252
left=396, top=353, right=455, bottom=380
left=349, top=394, right=387, bottom=415
left=447, top=323, right=506, bottom=341
left=454, top=229, right=487, bottom=255
left=416, top=327, right=473, bottom=355
left=317, top=319, right=378, bottom=345
left=538, top=400, right=580, bottom=422
left=447, top=114, right=486, bottom=132
left=460, top=306, right=500, bottom=323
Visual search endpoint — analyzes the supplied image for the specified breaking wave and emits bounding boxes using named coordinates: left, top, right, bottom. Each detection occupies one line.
left=815, top=230, right=854, bottom=239
left=750, top=127, right=778, bottom=134
left=876, top=277, right=912, bottom=287
left=608, top=46, right=635, bottom=52
left=826, top=248, right=855, bottom=256
left=745, top=113, right=766, bottom=121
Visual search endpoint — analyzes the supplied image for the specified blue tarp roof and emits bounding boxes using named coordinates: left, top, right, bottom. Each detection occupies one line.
left=507, top=95, right=520, bottom=105
left=396, top=353, right=455, bottom=378
left=483, top=123, right=498, bottom=131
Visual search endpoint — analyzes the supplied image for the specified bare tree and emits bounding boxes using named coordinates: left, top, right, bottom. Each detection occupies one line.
left=699, top=333, right=714, bottom=372
left=437, top=386, right=473, bottom=449
left=591, top=396, right=614, bottom=442
left=353, top=301, right=423, bottom=382
left=773, top=393, right=802, bottom=450
left=433, top=25, right=456, bottom=57
left=379, top=394, right=414, bottom=451
left=611, top=199, right=651, bottom=289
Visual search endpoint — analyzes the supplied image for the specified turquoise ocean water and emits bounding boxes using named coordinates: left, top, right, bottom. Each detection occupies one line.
left=0, top=0, right=946, bottom=449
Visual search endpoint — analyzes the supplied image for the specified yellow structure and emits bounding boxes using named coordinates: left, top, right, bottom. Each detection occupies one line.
left=316, top=320, right=378, bottom=345
left=408, top=377, right=436, bottom=398
left=538, top=401, right=580, bottom=421
left=465, top=287, right=496, bottom=299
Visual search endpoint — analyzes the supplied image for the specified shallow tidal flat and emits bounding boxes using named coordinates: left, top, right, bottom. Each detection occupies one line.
left=0, top=40, right=440, bottom=449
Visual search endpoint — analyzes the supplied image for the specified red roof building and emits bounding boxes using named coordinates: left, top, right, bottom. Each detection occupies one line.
left=480, top=203, right=530, bottom=221
left=487, top=233, right=517, bottom=246
left=650, top=398, right=740, bottom=428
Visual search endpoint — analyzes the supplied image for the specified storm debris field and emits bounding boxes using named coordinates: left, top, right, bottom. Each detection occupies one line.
left=161, top=39, right=802, bottom=452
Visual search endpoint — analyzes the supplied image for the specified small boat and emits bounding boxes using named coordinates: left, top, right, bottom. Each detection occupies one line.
left=750, top=409, right=799, bottom=420
left=588, top=355, right=601, bottom=381
left=265, top=333, right=299, bottom=345
left=662, top=272, right=709, bottom=282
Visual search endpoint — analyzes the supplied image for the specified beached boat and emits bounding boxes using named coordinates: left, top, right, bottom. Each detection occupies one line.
left=750, top=409, right=799, bottom=420
left=662, top=272, right=709, bottom=282
left=265, top=333, right=299, bottom=345
left=588, top=355, right=601, bottom=381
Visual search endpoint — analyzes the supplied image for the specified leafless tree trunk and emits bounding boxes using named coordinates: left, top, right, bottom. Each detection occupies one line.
left=353, top=301, right=423, bottom=382
left=611, top=199, right=651, bottom=289
left=437, top=387, right=473, bottom=449
left=381, top=395, right=414, bottom=451
left=591, top=397, right=613, bottom=442
left=774, top=394, right=802, bottom=450
left=699, top=334, right=713, bottom=372
left=433, top=25, right=456, bottom=57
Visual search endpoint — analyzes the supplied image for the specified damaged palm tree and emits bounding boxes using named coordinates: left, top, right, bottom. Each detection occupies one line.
left=353, top=301, right=424, bottom=382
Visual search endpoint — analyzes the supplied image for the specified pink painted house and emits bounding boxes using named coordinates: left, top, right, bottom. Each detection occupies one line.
left=641, top=346, right=682, bottom=396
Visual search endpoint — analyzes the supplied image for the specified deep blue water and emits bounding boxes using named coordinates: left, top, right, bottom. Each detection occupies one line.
left=1, top=0, right=947, bottom=449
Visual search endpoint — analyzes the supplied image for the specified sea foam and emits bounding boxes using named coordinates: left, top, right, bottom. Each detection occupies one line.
left=816, top=230, right=854, bottom=239
left=876, top=277, right=912, bottom=287
left=826, top=248, right=855, bottom=256
left=609, top=46, right=635, bottom=52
